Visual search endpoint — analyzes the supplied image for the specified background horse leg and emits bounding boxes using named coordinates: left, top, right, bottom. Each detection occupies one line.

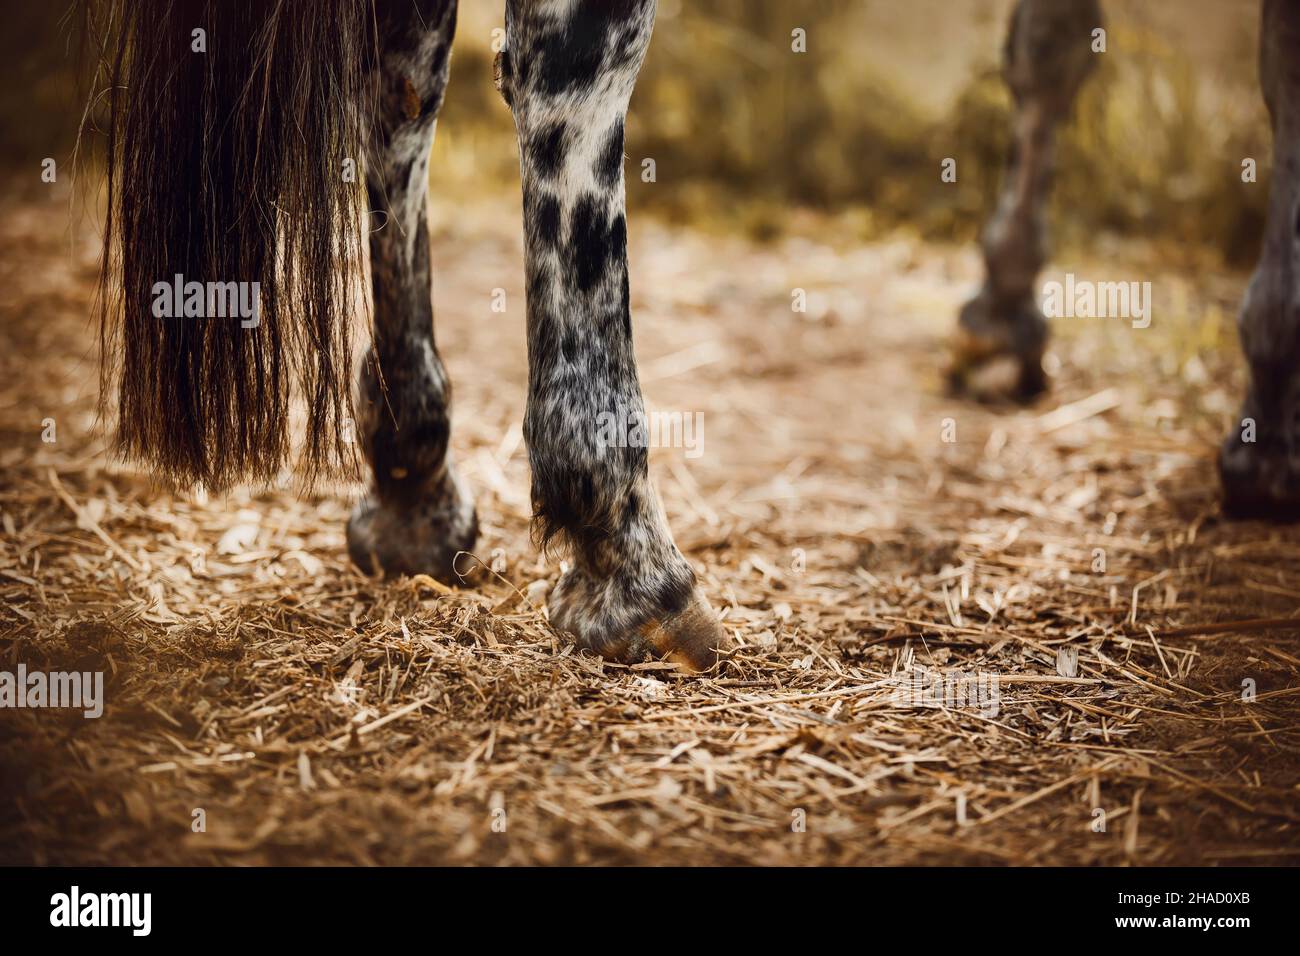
left=1220, top=0, right=1300, bottom=517
left=347, top=0, right=479, bottom=577
left=950, top=0, right=1103, bottom=400
left=499, top=0, right=723, bottom=671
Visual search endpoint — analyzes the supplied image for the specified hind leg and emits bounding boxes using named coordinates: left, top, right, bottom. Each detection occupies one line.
left=1219, top=0, right=1300, bottom=517
left=498, top=0, right=723, bottom=671
left=950, top=0, right=1102, bottom=401
left=348, top=0, right=478, bottom=578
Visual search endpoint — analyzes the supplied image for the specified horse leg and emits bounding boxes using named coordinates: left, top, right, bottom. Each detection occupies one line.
left=497, top=0, right=724, bottom=671
left=347, top=0, right=479, bottom=578
left=1220, top=0, right=1300, bottom=517
left=950, top=0, right=1103, bottom=400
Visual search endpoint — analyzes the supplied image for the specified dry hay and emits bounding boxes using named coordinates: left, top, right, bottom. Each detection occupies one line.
left=1, top=188, right=1298, bottom=866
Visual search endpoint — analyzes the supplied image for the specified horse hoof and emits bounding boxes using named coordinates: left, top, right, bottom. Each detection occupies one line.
left=548, top=570, right=726, bottom=673
left=346, top=473, right=478, bottom=580
left=1218, top=434, right=1300, bottom=521
left=947, top=344, right=1049, bottom=403
left=948, top=289, right=1050, bottom=404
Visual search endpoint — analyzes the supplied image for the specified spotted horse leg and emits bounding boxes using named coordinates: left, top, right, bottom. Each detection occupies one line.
left=496, top=0, right=724, bottom=671
left=1220, top=0, right=1300, bottom=518
left=347, top=0, right=479, bottom=579
left=949, top=0, right=1103, bottom=401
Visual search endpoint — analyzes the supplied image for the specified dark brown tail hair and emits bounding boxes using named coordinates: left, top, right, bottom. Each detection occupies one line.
left=83, top=0, right=376, bottom=491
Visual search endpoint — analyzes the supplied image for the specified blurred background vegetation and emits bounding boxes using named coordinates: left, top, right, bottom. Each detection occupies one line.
left=442, top=0, right=1269, bottom=265
left=0, top=0, right=1271, bottom=267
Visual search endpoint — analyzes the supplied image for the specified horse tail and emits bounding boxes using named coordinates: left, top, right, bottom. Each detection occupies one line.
left=84, top=0, right=375, bottom=490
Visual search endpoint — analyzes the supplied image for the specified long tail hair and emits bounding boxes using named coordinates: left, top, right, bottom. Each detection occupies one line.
left=83, top=0, right=376, bottom=490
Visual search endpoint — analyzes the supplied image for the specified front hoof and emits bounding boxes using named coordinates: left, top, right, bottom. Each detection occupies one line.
left=1218, top=434, right=1300, bottom=521
left=549, top=572, right=726, bottom=673
left=347, top=483, right=478, bottom=580
left=948, top=289, right=1050, bottom=403
left=947, top=336, right=1049, bottom=403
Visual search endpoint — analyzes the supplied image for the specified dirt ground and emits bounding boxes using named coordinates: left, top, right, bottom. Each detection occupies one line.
left=1, top=183, right=1298, bottom=866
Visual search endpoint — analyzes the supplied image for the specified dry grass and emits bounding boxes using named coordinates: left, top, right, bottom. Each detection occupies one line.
left=1, top=185, right=1298, bottom=866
